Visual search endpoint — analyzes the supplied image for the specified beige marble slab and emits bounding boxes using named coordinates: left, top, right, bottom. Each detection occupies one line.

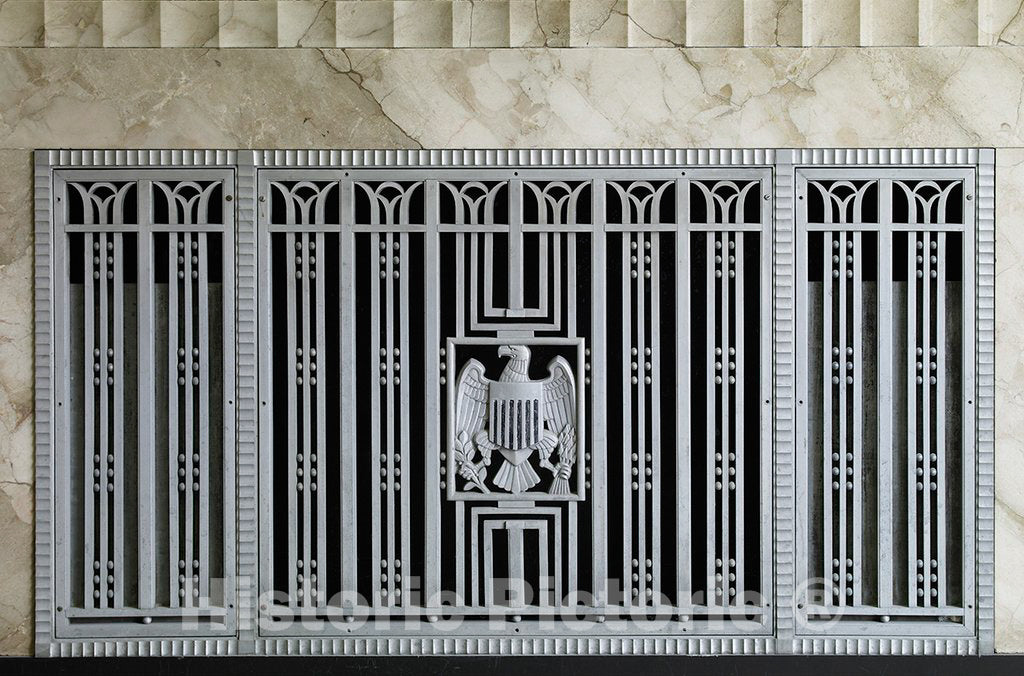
left=277, top=0, right=337, bottom=47
left=980, top=0, right=1024, bottom=45
left=453, top=0, right=511, bottom=48
left=102, top=1, right=160, bottom=48
left=803, top=0, right=861, bottom=45
left=0, top=45, right=1022, bottom=655
left=160, top=0, right=220, bottom=48
left=336, top=1, right=395, bottom=48
left=995, top=147, right=1024, bottom=651
left=568, top=0, right=627, bottom=47
left=393, top=0, right=453, bottom=47
left=0, top=0, right=45, bottom=47
left=509, top=0, right=570, bottom=47
left=744, top=0, right=803, bottom=46
left=686, top=0, right=744, bottom=47
left=625, top=0, right=685, bottom=47
left=922, top=0, right=980, bottom=46
left=0, top=150, right=33, bottom=656
left=218, top=0, right=278, bottom=47
left=43, top=0, right=103, bottom=47
left=862, top=0, right=920, bottom=45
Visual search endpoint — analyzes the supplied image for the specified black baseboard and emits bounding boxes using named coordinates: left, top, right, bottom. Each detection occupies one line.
left=2, top=655, right=1024, bottom=676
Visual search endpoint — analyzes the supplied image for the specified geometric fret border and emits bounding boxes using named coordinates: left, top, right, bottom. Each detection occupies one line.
left=33, top=147, right=994, bottom=657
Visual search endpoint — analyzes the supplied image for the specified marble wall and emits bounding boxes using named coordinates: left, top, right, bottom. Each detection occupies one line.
left=2, top=0, right=1024, bottom=658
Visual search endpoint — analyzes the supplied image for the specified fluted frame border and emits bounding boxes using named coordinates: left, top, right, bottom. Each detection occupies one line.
left=33, top=147, right=993, bottom=657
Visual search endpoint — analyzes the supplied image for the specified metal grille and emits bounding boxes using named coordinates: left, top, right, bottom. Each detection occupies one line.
left=48, top=168, right=236, bottom=638
left=794, top=169, right=977, bottom=636
left=33, top=149, right=994, bottom=656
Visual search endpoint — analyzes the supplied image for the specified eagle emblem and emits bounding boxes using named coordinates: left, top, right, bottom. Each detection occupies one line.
left=453, top=345, right=577, bottom=495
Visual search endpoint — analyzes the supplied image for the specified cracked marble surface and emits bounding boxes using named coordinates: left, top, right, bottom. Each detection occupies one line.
left=0, top=45, right=1023, bottom=653
left=996, top=148, right=1024, bottom=651
left=0, top=149, right=33, bottom=656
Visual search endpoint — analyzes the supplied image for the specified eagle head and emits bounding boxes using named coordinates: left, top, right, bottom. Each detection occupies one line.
left=498, top=344, right=531, bottom=361
left=497, top=345, right=532, bottom=382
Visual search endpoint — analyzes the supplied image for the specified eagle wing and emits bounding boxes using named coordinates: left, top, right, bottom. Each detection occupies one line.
left=454, top=359, right=490, bottom=440
left=542, top=357, right=577, bottom=437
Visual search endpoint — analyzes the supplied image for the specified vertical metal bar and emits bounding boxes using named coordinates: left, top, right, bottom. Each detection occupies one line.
left=285, top=231, right=299, bottom=605
left=786, top=161, right=804, bottom=644
left=935, top=231, right=947, bottom=608
left=455, top=500, right=466, bottom=606
left=39, top=158, right=61, bottom=653
left=508, top=526, right=525, bottom=607
left=399, top=231, right=411, bottom=606
left=542, top=231, right=553, bottom=320
left=636, top=232, right=647, bottom=606
left=83, top=232, right=96, bottom=609
left=300, top=232, right=312, bottom=609
left=167, top=232, right=180, bottom=608
left=962, top=171, right=979, bottom=638
left=481, top=232, right=492, bottom=317
left=591, top=179, right=608, bottom=606
left=370, top=232, right=382, bottom=608
left=424, top=180, right=441, bottom=610
left=257, top=185, right=276, bottom=614
left=567, top=231, right=578, bottom=605
left=470, top=512, right=480, bottom=607
left=852, top=231, right=864, bottom=607
left=705, top=232, right=717, bottom=606
left=509, top=179, right=524, bottom=310
left=339, top=180, right=357, bottom=600
left=552, top=518, right=563, bottom=607
left=650, top=231, right=662, bottom=604
left=907, top=231, right=918, bottom=608
left=733, top=232, right=745, bottom=601
left=837, top=231, right=848, bottom=607
left=719, top=232, right=730, bottom=607
left=675, top=181, right=691, bottom=608
left=877, top=182, right=894, bottom=608
left=384, top=233, right=396, bottom=608
left=98, top=231, right=110, bottom=609
left=759, top=175, right=773, bottom=621
left=622, top=232, right=633, bottom=609
left=539, top=526, right=550, bottom=606
left=315, top=231, right=327, bottom=606
left=183, top=232, right=195, bottom=608
left=137, top=181, right=155, bottom=609
left=112, top=232, right=125, bottom=608
left=823, top=231, right=834, bottom=605
left=231, top=156, right=250, bottom=642
left=482, top=527, right=494, bottom=608
left=197, top=233, right=211, bottom=603
left=454, top=231, right=465, bottom=606
left=922, top=232, right=933, bottom=607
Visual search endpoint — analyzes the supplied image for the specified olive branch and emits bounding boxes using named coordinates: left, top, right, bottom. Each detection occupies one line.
left=453, top=430, right=490, bottom=493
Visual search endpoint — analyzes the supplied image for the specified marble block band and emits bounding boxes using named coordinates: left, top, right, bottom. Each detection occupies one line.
left=33, top=148, right=994, bottom=656
left=2, top=1, right=1023, bottom=49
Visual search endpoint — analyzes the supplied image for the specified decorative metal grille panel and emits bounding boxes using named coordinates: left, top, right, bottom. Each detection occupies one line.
left=33, top=149, right=994, bottom=657
left=793, top=168, right=977, bottom=637
left=47, top=167, right=237, bottom=639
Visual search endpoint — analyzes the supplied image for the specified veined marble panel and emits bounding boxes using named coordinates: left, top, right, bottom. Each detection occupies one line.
left=2, top=0, right=1022, bottom=47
